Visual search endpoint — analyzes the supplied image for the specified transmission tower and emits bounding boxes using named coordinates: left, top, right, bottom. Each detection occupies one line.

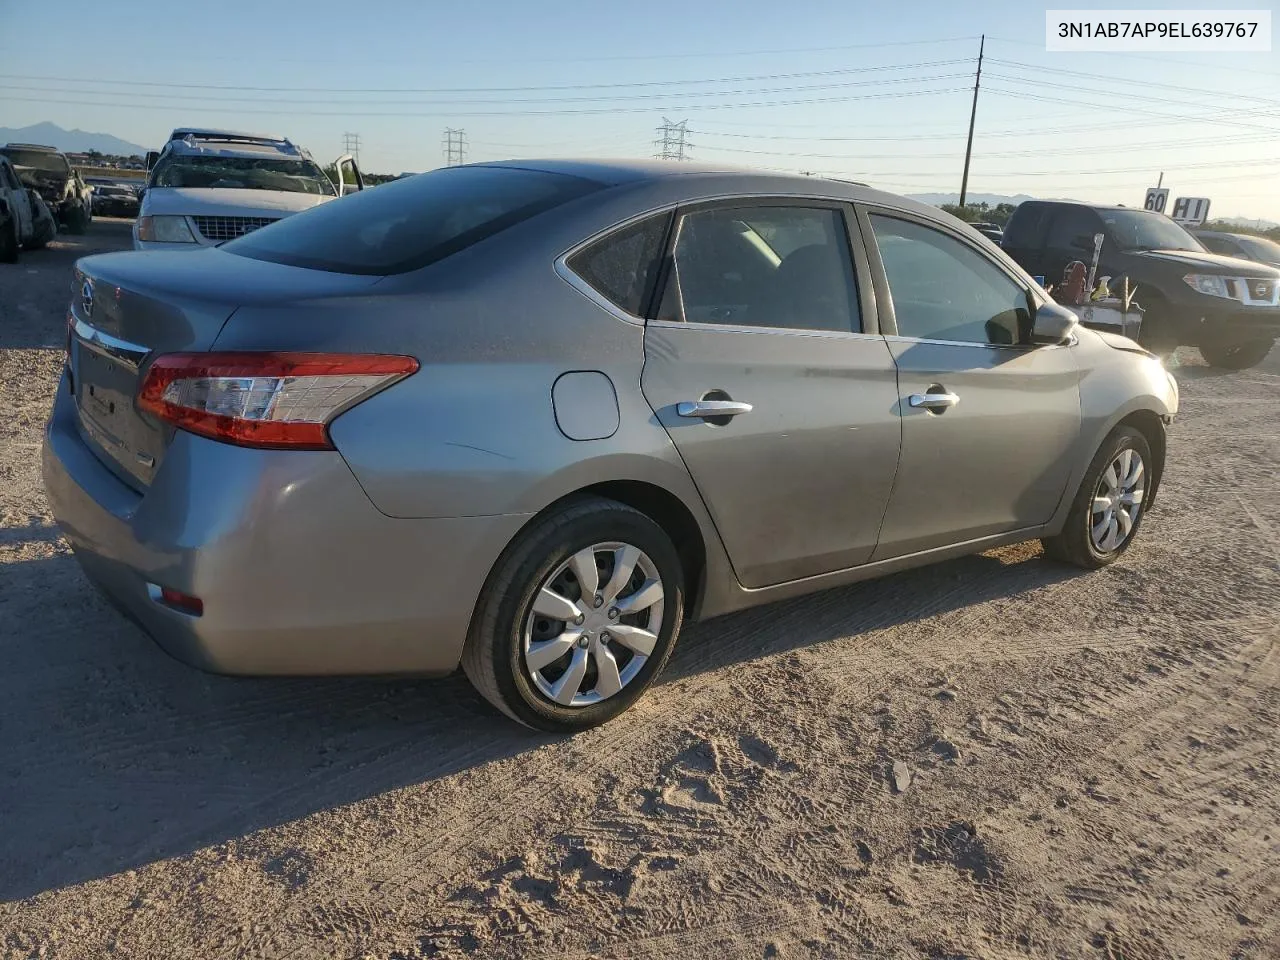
left=654, top=118, right=692, bottom=161
left=442, top=128, right=468, bottom=166
left=342, top=132, right=361, bottom=163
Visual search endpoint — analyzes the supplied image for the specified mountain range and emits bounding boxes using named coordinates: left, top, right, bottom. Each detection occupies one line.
left=0, top=122, right=149, bottom=157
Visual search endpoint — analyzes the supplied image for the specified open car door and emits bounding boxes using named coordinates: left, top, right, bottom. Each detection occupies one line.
left=334, top=154, right=365, bottom=197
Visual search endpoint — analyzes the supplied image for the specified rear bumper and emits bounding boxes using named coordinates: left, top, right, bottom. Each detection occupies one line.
left=42, top=373, right=529, bottom=676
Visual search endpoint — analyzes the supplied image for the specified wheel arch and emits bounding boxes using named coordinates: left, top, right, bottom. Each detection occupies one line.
left=1115, top=408, right=1167, bottom=510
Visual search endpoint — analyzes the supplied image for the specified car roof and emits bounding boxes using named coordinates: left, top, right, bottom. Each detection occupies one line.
left=163, top=130, right=309, bottom=160
left=2, top=142, right=59, bottom=152
left=472, top=158, right=944, bottom=214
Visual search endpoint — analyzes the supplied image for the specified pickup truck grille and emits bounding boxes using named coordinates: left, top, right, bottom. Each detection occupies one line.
left=1248, top=279, right=1276, bottom=302
left=191, top=215, right=279, bottom=243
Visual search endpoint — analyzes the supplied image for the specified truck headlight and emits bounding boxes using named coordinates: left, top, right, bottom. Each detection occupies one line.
left=136, top=215, right=196, bottom=243
left=1182, top=274, right=1241, bottom=301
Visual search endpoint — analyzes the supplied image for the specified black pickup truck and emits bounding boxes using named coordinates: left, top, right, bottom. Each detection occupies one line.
left=1002, top=200, right=1279, bottom=369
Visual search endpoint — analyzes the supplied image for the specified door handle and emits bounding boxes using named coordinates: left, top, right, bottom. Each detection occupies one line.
left=677, top=400, right=753, bottom=419
left=908, top=391, right=960, bottom=412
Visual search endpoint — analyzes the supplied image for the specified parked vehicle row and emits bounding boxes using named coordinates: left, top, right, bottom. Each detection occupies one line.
left=45, top=160, right=1178, bottom=731
left=134, top=129, right=362, bottom=250
left=1001, top=200, right=1279, bottom=369
left=0, top=143, right=93, bottom=234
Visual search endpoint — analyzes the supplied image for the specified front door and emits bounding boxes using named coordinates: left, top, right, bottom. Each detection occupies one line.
left=860, top=209, right=1082, bottom=559
left=641, top=201, right=902, bottom=588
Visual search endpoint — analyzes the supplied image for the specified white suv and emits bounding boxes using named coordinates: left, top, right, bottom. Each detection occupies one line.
left=134, top=129, right=362, bottom=251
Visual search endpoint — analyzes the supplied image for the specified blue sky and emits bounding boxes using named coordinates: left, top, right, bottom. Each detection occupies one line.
left=3, top=0, right=1279, bottom=218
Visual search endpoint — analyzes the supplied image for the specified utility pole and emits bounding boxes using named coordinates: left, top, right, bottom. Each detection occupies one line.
left=958, top=34, right=984, bottom=210
left=342, top=132, right=361, bottom=164
left=654, top=118, right=692, bottom=161
left=442, top=128, right=468, bottom=166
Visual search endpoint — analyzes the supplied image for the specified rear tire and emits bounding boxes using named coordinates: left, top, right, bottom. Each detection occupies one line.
left=1199, top=338, right=1274, bottom=370
left=462, top=496, right=685, bottom=732
left=1042, top=426, right=1153, bottom=570
left=0, top=216, right=18, bottom=263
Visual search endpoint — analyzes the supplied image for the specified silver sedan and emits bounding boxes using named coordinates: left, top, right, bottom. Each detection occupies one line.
left=43, top=160, right=1178, bottom=730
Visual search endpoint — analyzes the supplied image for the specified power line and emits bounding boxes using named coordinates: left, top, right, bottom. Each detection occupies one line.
left=655, top=118, right=692, bottom=160
left=442, top=128, right=467, bottom=165
left=985, top=57, right=1280, bottom=110
left=0, top=58, right=976, bottom=95
left=0, top=85, right=972, bottom=118
left=0, top=72, right=973, bottom=108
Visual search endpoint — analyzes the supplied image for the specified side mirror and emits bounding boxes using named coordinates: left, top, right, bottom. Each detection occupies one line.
left=145, top=151, right=160, bottom=171
left=1030, top=301, right=1078, bottom=345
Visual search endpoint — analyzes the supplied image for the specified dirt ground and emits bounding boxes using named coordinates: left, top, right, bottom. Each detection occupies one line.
left=1, top=220, right=1277, bottom=960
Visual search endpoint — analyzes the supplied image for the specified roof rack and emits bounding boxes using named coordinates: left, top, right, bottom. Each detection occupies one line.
left=2, top=143, right=59, bottom=151
left=167, top=129, right=293, bottom=148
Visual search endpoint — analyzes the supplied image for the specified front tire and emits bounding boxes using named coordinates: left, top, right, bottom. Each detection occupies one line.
left=65, top=204, right=88, bottom=235
left=1042, top=426, right=1152, bottom=570
left=1134, top=290, right=1180, bottom=358
left=462, top=497, right=685, bottom=732
left=1199, top=338, right=1274, bottom=370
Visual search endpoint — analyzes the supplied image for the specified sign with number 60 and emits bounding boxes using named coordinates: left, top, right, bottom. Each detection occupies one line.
left=1144, top=187, right=1169, bottom=213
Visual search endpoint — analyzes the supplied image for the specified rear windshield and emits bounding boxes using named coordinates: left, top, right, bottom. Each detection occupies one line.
left=224, top=165, right=604, bottom=275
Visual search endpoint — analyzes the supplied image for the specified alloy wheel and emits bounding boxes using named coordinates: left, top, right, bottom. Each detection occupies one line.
left=1090, top=448, right=1145, bottom=553
left=522, top=541, right=665, bottom=707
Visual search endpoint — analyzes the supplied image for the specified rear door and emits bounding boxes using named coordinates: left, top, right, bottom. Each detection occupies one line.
left=859, top=207, right=1082, bottom=559
left=638, top=199, right=902, bottom=588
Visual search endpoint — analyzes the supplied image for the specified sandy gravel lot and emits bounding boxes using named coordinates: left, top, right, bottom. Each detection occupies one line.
left=1, top=220, right=1277, bottom=959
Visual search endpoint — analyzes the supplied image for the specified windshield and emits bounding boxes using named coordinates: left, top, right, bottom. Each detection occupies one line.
left=1236, top=234, right=1280, bottom=262
left=1, top=148, right=70, bottom=174
left=150, top=154, right=335, bottom=196
left=1100, top=209, right=1204, bottom=253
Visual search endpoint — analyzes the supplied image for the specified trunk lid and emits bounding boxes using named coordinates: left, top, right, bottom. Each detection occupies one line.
left=69, top=248, right=383, bottom=490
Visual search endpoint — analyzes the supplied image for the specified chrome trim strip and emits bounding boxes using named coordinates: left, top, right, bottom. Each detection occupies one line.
left=646, top=318, right=884, bottom=341
left=882, top=334, right=1076, bottom=350
left=73, top=318, right=149, bottom=370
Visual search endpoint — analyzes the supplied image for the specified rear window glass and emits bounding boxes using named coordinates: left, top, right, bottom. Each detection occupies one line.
left=224, top=165, right=603, bottom=275
left=566, top=214, right=670, bottom=317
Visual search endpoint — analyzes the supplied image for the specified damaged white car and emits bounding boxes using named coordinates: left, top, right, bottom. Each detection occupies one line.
left=134, top=129, right=363, bottom=251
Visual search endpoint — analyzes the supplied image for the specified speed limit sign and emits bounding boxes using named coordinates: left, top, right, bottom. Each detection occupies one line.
left=1144, top=187, right=1169, bottom=213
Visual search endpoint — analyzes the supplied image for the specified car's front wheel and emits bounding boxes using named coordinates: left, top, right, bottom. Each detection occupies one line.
left=1199, top=338, right=1274, bottom=370
left=1042, top=425, right=1152, bottom=569
left=462, top=497, right=685, bottom=732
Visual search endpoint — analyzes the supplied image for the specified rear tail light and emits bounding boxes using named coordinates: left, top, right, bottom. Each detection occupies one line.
left=137, top=352, right=418, bottom=450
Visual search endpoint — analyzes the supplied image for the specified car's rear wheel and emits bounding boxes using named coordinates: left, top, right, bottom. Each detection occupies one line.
left=462, top=496, right=685, bottom=732
left=0, top=215, right=18, bottom=263
left=1199, top=338, right=1274, bottom=370
left=1042, top=426, right=1152, bottom=569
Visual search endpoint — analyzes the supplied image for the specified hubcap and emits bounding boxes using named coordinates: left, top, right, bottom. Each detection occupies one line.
left=522, top=541, right=665, bottom=708
left=1090, top=448, right=1145, bottom=553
